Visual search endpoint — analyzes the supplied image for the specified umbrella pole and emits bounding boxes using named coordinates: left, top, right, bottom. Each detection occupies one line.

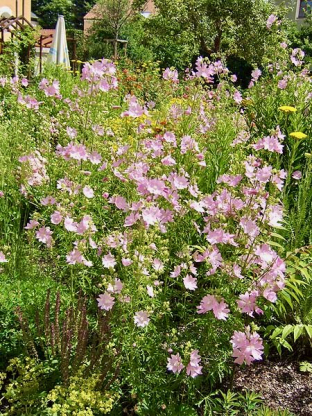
left=39, top=35, right=43, bottom=74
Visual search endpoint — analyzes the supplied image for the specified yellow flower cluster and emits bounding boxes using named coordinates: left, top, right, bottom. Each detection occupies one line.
left=278, top=106, right=297, bottom=113
left=47, top=372, right=117, bottom=415
left=289, top=132, right=308, bottom=139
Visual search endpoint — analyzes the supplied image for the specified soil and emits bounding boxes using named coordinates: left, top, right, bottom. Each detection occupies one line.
left=233, top=359, right=312, bottom=415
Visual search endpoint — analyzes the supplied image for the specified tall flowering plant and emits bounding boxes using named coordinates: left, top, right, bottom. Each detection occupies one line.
left=0, top=57, right=290, bottom=411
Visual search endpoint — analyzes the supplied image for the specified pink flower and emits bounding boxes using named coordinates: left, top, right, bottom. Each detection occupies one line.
left=239, top=217, right=259, bottom=238
left=97, top=292, right=115, bottom=311
left=161, top=155, right=176, bottom=166
left=153, top=258, right=164, bottom=272
left=170, top=265, right=181, bottom=278
left=102, top=253, right=116, bottom=269
left=64, top=217, right=78, bottom=232
left=21, top=78, right=28, bottom=87
left=111, top=195, right=129, bottom=211
left=163, top=131, right=177, bottom=146
left=146, top=285, right=154, bottom=297
left=266, top=14, right=278, bottom=29
left=183, top=274, right=198, bottom=291
left=66, top=249, right=84, bottom=265
left=25, top=220, right=39, bottom=230
left=186, top=350, right=202, bottom=378
left=89, top=152, right=102, bottom=165
left=122, top=258, right=133, bottom=266
left=124, top=212, right=140, bottom=227
left=197, top=294, right=218, bottom=314
left=83, top=186, right=94, bottom=199
left=41, top=196, right=56, bottom=206
left=251, top=68, right=262, bottom=81
left=51, top=211, right=63, bottom=225
left=256, top=166, right=272, bottom=183
left=170, top=173, right=189, bottom=190
left=278, top=79, right=288, bottom=89
left=217, top=174, right=243, bottom=187
left=292, top=170, right=302, bottom=180
left=134, top=310, right=150, bottom=327
left=107, top=278, right=123, bottom=294
left=163, top=68, right=179, bottom=82
left=35, top=226, right=53, bottom=247
left=253, top=136, right=283, bottom=154
left=197, top=295, right=229, bottom=320
left=142, top=206, right=162, bottom=226
left=237, top=290, right=263, bottom=317
left=66, top=126, right=77, bottom=139
left=167, top=353, right=184, bottom=374
left=255, top=244, right=276, bottom=264
left=268, top=204, right=283, bottom=227
left=0, top=251, right=8, bottom=262
left=231, top=327, right=264, bottom=365
left=233, top=264, right=244, bottom=279
left=212, top=300, right=230, bottom=320
left=0, top=191, right=4, bottom=197
left=233, top=90, right=242, bottom=104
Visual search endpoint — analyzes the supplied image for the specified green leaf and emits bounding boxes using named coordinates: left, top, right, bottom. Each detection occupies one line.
left=279, top=291, right=294, bottom=310
left=270, top=232, right=286, bottom=241
left=305, top=325, right=312, bottom=338
left=279, top=338, right=293, bottom=352
left=271, top=327, right=283, bottom=339
left=294, top=325, right=304, bottom=342
left=282, top=325, right=294, bottom=340
left=267, top=241, right=285, bottom=250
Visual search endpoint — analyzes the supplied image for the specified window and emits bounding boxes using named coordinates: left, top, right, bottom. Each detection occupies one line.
left=140, top=12, right=151, bottom=18
left=298, top=0, right=312, bottom=18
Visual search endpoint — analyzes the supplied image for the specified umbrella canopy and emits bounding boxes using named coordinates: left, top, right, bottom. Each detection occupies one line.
left=47, top=15, right=70, bottom=68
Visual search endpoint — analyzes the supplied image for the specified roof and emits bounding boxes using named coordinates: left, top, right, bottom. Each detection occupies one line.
left=84, top=4, right=101, bottom=20
left=84, top=1, right=156, bottom=20
left=38, top=29, right=55, bottom=47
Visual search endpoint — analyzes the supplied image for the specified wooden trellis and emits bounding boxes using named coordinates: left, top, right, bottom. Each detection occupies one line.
left=0, top=17, right=77, bottom=74
left=0, top=15, right=33, bottom=53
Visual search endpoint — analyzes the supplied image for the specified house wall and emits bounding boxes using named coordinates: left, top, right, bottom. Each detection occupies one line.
left=84, top=0, right=156, bottom=34
left=0, top=0, right=31, bottom=21
left=275, top=0, right=306, bottom=26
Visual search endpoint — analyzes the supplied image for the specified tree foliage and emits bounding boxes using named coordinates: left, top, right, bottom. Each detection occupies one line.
left=147, top=0, right=279, bottom=64
left=32, top=0, right=96, bottom=29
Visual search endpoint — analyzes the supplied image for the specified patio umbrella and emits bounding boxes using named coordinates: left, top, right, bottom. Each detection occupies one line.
left=47, top=15, right=70, bottom=68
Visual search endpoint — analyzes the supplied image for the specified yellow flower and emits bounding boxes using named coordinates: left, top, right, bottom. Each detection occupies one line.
left=278, top=106, right=297, bottom=113
left=289, top=132, right=307, bottom=139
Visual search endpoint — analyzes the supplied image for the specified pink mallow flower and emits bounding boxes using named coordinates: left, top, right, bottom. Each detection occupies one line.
left=231, top=327, right=264, bottom=365
left=186, top=350, right=202, bottom=378
left=197, top=294, right=230, bottom=320
left=83, top=186, right=94, bottom=199
left=0, top=251, right=8, bottom=262
left=66, top=248, right=92, bottom=267
left=107, top=278, right=123, bottom=294
left=183, top=274, right=198, bottom=291
left=97, top=292, right=115, bottom=311
left=292, top=170, right=302, bottom=180
left=25, top=220, right=39, bottom=230
left=51, top=211, right=63, bottom=225
left=134, top=310, right=150, bottom=328
left=266, top=14, right=278, bottom=29
left=102, top=252, right=117, bottom=269
left=36, top=226, right=53, bottom=247
left=163, top=68, right=179, bottom=82
left=237, top=290, right=263, bottom=317
left=233, top=90, right=242, bottom=104
left=167, top=353, right=184, bottom=374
